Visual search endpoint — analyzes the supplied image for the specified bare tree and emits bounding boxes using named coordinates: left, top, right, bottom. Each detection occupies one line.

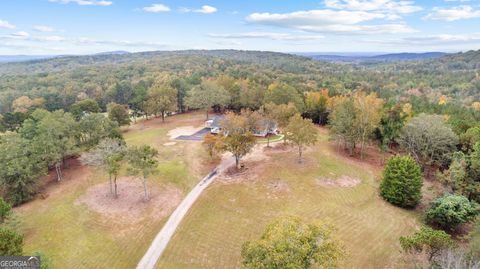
left=80, top=138, right=125, bottom=198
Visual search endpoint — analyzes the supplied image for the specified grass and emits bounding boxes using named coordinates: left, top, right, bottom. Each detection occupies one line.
left=15, top=112, right=213, bottom=269
left=157, top=129, right=420, bottom=269
left=256, top=134, right=283, bottom=144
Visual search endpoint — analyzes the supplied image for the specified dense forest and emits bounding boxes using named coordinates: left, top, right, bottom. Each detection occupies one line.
left=1, top=49, right=479, bottom=114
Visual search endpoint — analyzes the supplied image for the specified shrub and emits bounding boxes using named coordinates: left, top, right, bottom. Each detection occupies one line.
left=400, top=227, right=454, bottom=261
left=32, top=251, right=53, bottom=269
left=425, top=194, right=479, bottom=230
left=380, top=155, right=423, bottom=208
left=0, top=198, right=12, bottom=223
left=0, top=227, right=23, bottom=256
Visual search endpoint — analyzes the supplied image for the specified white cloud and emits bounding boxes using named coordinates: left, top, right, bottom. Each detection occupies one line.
left=0, top=32, right=67, bottom=42
left=33, top=25, right=57, bottom=32
left=403, top=34, right=480, bottom=44
left=367, top=33, right=480, bottom=46
left=196, top=5, right=217, bottom=14
left=142, top=4, right=171, bottom=13
left=324, top=0, right=422, bottom=14
left=181, top=5, right=217, bottom=14
left=209, top=32, right=324, bottom=41
left=246, top=9, right=416, bottom=34
left=38, top=35, right=66, bottom=42
left=48, top=0, right=112, bottom=6
left=11, top=31, right=30, bottom=38
left=0, top=20, right=15, bottom=29
left=75, top=37, right=168, bottom=48
left=424, top=5, right=480, bottom=21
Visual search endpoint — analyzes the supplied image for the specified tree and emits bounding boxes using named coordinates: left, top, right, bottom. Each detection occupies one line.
left=185, top=79, right=230, bottom=120
left=203, top=133, right=221, bottom=160
left=80, top=138, right=125, bottom=198
left=438, top=152, right=471, bottom=196
left=467, top=142, right=480, bottom=202
left=2, top=111, right=28, bottom=131
left=264, top=102, right=298, bottom=143
left=126, top=145, right=159, bottom=201
left=353, top=92, right=384, bottom=159
left=379, top=104, right=406, bottom=148
left=0, top=198, right=12, bottom=223
left=330, top=97, right=359, bottom=156
left=264, top=83, right=305, bottom=112
left=329, top=92, right=383, bottom=158
left=107, top=102, right=131, bottom=126
left=398, top=114, right=458, bottom=171
left=22, top=110, right=77, bottom=181
left=0, top=227, right=23, bottom=256
left=170, top=77, right=189, bottom=113
left=425, top=194, right=478, bottom=230
left=108, top=80, right=133, bottom=105
left=241, top=216, right=345, bottom=269
left=380, top=155, right=423, bottom=208
left=470, top=142, right=480, bottom=175
left=0, top=133, right=46, bottom=205
left=459, top=126, right=480, bottom=151
left=285, top=114, right=318, bottom=163
left=146, top=83, right=177, bottom=122
left=0, top=114, right=5, bottom=133
left=219, top=112, right=256, bottom=169
left=304, top=89, right=329, bottom=125
left=400, top=227, right=454, bottom=262
left=76, top=113, right=122, bottom=148
left=70, top=99, right=100, bottom=120
left=128, top=84, right=148, bottom=122
left=12, top=96, right=34, bottom=113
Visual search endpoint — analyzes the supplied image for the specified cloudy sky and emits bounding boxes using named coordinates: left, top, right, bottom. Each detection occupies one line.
left=0, top=0, right=479, bottom=55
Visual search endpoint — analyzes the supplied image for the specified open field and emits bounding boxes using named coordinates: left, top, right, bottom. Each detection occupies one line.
left=157, top=129, right=421, bottom=269
left=14, top=112, right=214, bottom=269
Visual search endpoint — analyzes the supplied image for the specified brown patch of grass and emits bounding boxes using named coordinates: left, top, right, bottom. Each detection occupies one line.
left=317, top=175, right=361, bottom=188
left=75, top=176, right=182, bottom=226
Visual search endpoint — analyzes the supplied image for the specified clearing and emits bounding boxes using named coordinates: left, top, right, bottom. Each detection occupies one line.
left=14, top=112, right=215, bottom=269
left=157, top=129, right=420, bottom=269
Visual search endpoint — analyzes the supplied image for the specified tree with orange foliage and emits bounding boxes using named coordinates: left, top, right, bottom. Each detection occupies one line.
left=203, top=133, right=221, bottom=160
left=472, top=101, right=480, bottom=111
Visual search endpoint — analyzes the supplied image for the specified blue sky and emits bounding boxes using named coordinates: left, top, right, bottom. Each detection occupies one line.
left=0, top=0, right=480, bottom=55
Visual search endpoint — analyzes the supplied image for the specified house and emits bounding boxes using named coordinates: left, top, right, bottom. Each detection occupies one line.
left=205, top=115, right=278, bottom=137
left=205, top=116, right=224, bottom=134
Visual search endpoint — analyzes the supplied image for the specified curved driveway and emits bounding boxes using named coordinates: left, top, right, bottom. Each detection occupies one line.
left=136, top=156, right=235, bottom=269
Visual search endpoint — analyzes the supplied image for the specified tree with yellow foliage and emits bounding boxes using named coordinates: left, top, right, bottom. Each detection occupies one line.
left=330, top=92, right=384, bottom=158
left=354, top=92, right=384, bottom=159
left=304, top=89, right=329, bottom=124
left=472, top=101, right=480, bottom=111
left=438, top=95, right=448, bottom=105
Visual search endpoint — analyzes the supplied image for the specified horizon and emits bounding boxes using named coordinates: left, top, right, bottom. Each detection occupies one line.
left=1, top=0, right=480, bottom=55
left=0, top=49, right=467, bottom=58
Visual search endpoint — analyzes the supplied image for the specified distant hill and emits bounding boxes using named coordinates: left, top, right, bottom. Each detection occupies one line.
left=93, top=50, right=130, bottom=56
left=0, top=55, right=59, bottom=63
left=305, top=52, right=448, bottom=63
left=0, top=51, right=130, bottom=63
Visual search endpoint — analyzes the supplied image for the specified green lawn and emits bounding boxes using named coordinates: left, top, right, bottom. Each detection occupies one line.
left=157, top=129, right=420, bottom=269
left=15, top=112, right=213, bottom=269
left=256, top=134, right=283, bottom=144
